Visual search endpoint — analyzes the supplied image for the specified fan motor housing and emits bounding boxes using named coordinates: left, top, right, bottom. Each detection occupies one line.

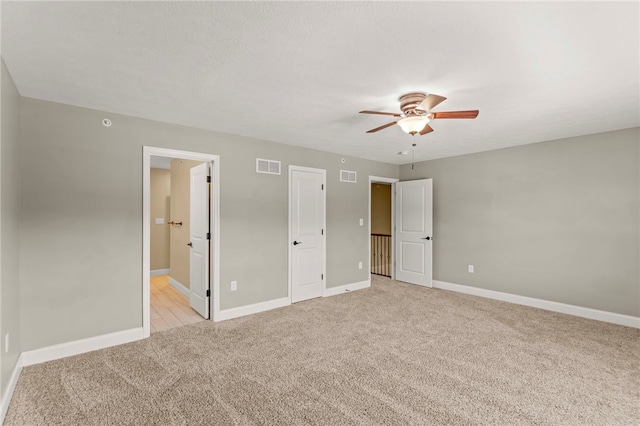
left=399, top=92, right=427, bottom=115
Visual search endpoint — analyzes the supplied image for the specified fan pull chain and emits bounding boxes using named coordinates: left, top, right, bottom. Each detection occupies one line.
left=411, top=134, right=416, bottom=170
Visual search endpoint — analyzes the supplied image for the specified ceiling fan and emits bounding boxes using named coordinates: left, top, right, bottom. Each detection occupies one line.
left=360, top=92, right=479, bottom=135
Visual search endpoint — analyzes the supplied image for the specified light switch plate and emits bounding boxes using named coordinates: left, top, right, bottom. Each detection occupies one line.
left=359, top=218, right=363, bottom=226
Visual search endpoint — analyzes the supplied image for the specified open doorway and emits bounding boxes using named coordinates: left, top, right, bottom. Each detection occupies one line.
left=149, top=157, right=208, bottom=332
left=369, top=176, right=399, bottom=279
left=143, top=147, right=220, bottom=338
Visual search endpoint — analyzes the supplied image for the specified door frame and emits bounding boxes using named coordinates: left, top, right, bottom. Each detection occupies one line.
left=288, top=165, right=327, bottom=302
left=368, top=176, right=399, bottom=280
left=142, top=146, right=221, bottom=337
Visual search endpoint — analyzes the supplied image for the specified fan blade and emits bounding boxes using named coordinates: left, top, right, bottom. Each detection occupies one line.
left=360, top=110, right=403, bottom=117
left=419, top=94, right=447, bottom=112
left=430, top=110, right=479, bottom=119
left=419, top=124, right=434, bottom=135
left=366, top=121, right=397, bottom=133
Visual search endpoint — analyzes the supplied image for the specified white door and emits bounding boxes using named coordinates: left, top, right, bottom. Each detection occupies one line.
left=290, top=167, right=325, bottom=303
left=189, top=162, right=210, bottom=318
left=395, top=179, right=433, bottom=287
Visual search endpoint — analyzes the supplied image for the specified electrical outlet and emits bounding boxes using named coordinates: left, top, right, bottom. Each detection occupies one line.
left=4, top=333, right=9, bottom=354
left=358, top=261, right=363, bottom=270
left=231, top=281, right=237, bottom=291
left=468, top=265, right=474, bottom=273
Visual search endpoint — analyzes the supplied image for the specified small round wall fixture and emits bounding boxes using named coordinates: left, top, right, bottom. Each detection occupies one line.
left=102, top=118, right=112, bottom=127
left=341, top=158, right=346, bottom=163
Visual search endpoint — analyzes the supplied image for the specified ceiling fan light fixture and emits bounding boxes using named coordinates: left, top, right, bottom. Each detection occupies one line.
left=398, top=116, right=430, bottom=134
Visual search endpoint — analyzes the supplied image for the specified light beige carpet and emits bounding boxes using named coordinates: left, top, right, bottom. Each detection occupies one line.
left=5, top=276, right=639, bottom=425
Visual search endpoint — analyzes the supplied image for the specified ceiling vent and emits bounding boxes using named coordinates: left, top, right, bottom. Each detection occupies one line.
left=256, top=158, right=281, bottom=175
left=340, top=170, right=357, bottom=183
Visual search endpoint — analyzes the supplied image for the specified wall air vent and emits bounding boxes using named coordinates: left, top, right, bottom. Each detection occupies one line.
left=340, top=170, right=357, bottom=183
left=256, top=158, right=281, bottom=175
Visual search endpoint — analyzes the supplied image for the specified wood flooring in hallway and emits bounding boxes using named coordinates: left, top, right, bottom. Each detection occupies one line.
left=151, top=275, right=206, bottom=333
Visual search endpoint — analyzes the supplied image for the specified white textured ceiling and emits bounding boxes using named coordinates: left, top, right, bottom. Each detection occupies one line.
left=2, top=1, right=638, bottom=165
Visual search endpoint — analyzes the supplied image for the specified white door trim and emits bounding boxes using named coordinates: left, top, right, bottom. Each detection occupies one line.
left=143, top=146, right=221, bottom=337
left=288, top=165, right=327, bottom=301
left=369, top=176, right=399, bottom=280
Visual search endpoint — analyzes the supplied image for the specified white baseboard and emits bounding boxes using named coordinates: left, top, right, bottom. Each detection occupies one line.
left=323, top=279, right=370, bottom=297
left=21, top=327, right=146, bottom=367
left=169, top=277, right=190, bottom=298
left=217, top=297, right=290, bottom=321
left=150, top=268, right=170, bottom=276
left=216, top=280, right=371, bottom=321
left=433, top=280, right=640, bottom=329
left=0, top=354, right=24, bottom=424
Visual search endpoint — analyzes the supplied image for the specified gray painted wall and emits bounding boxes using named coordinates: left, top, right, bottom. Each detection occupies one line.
left=19, top=97, right=398, bottom=351
left=400, top=128, right=640, bottom=317
left=1, top=60, right=21, bottom=398
left=11, top=92, right=639, bottom=355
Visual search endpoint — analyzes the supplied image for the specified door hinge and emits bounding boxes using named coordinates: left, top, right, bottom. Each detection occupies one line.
left=206, top=176, right=211, bottom=183
left=321, top=274, right=324, bottom=280
left=206, top=289, right=210, bottom=297
left=206, top=232, right=211, bottom=240
left=321, top=184, right=324, bottom=190
left=321, top=229, right=324, bottom=235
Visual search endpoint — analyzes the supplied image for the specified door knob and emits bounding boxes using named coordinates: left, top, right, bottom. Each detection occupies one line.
left=422, top=236, right=431, bottom=240
left=187, top=242, right=193, bottom=247
left=293, top=241, right=301, bottom=246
